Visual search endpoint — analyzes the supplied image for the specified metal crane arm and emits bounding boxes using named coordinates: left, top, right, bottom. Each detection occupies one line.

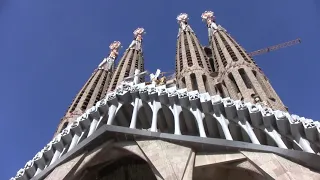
left=248, top=38, right=301, bottom=57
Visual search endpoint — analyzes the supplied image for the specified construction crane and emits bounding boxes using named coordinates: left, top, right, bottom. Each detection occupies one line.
left=248, top=38, right=301, bottom=57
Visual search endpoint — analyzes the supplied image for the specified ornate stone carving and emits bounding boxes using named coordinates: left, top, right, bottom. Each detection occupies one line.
left=130, top=85, right=140, bottom=93
left=291, top=114, right=301, bottom=124
left=168, top=90, right=177, bottom=97
left=274, top=110, right=286, bottom=119
left=301, top=118, right=316, bottom=128
left=139, top=86, right=149, bottom=94
left=15, top=168, right=25, bottom=178
left=177, top=13, right=189, bottom=31
left=188, top=92, right=200, bottom=101
left=96, top=98, right=107, bottom=108
left=33, top=151, right=43, bottom=161
left=98, top=41, right=121, bottom=71
left=158, top=87, right=167, bottom=95
left=148, top=87, right=157, bottom=95
left=201, top=10, right=218, bottom=30
left=24, top=160, right=34, bottom=170
left=225, top=99, right=234, bottom=107
left=43, top=142, right=53, bottom=152
left=212, top=95, right=222, bottom=104
left=238, top=101, right=247, bottom=110
left=61, top=128, right=70, bottom=137
left=52, top=134, right=62, bottom=145
left=129, top=28, right=145, bottom=50
left=178, top=91, right=188, bottom=99
left=107, top=92, right=116, bottom=101
left=70, top=120, right=80, bottom=129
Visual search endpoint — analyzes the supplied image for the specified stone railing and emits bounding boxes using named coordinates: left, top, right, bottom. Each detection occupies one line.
left=10, top=82, right=320, bottom=180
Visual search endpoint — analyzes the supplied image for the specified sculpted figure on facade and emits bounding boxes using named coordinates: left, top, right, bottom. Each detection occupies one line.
left=123, top=68, right=148, bottom=85
left=98, top=41, right=121, bottom=71
left=150, top=69, right=161, bottom=85
left=129, top=28, right=145, bottom=50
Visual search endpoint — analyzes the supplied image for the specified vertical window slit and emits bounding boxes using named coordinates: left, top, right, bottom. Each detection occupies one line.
left=190, top=73, right=198, bottom=91
left=228, top=73, right=240, bottom=93
left=219, top=32, right=238, bottom=62
left=184, top=33, right=193, bottom=67
left=202, top=75, right=209, bottom=92
left=239, top=68, right=252, bottom=89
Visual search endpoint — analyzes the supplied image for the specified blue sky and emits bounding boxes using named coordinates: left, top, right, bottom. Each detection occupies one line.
left=0, top=0, right=319, bottom=178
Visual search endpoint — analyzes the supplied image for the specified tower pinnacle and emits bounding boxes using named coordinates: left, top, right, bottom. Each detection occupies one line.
left=176, top=13, right=195, bottom=36
left=175, top=13, right=215, bottom=94
left=128, top=28, right=146, bottom=51
left=108, top=28, right=146, bottom=92
left=201, top=11, right=218, bottom=30
left=53, top=41, right=121, bottom=136
left=98, top=41, right=122, bottom=71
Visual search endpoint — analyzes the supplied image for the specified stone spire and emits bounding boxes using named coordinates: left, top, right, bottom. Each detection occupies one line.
left=175, top=13, right=215, bottom=94
left=201, top=10, right=287, bottom=111
left=108, top=28, right=146, bottom=92
left=54, top=41, right=121, bottom=136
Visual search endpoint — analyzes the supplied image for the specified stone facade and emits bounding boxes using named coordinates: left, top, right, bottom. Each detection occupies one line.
left=12, top=82, right=320, bottom=180
left=13, top=10, right=320, bottom=180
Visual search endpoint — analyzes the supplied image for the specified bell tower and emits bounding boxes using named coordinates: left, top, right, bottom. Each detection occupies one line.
left=175, top=13, right=215, bottom=94
left=201, top=11, right=287, bottom=111
left=108, top=28, right=146, bottom=92
left=54, top=41, right=122, bottom=136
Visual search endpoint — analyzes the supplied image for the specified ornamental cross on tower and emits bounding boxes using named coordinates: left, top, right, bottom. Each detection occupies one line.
left=129, top=27, right=146, bottom=51
left=98, top=41, right=122, bottom=71
left=123, top=69, right=148, bottom=85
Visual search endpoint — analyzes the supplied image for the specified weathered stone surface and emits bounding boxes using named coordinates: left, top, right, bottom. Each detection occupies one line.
left=241, top=151, right=320, bottom=180
left=45, top=153, right=85, bottom=180
left=195, top=152, right=246, bottom=167
left=136, top=140, right=194, bottom=180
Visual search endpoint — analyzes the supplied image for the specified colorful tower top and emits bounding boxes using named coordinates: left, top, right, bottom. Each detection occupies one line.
left=176, top=13, right=194, bottom=35
left=202, top=11, right=227, bottom=33
left=128, top=27, right=146, bottom=51
left=98, top=41, right=122, bottom=71
left=201, top=11, right=218, bottom=30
